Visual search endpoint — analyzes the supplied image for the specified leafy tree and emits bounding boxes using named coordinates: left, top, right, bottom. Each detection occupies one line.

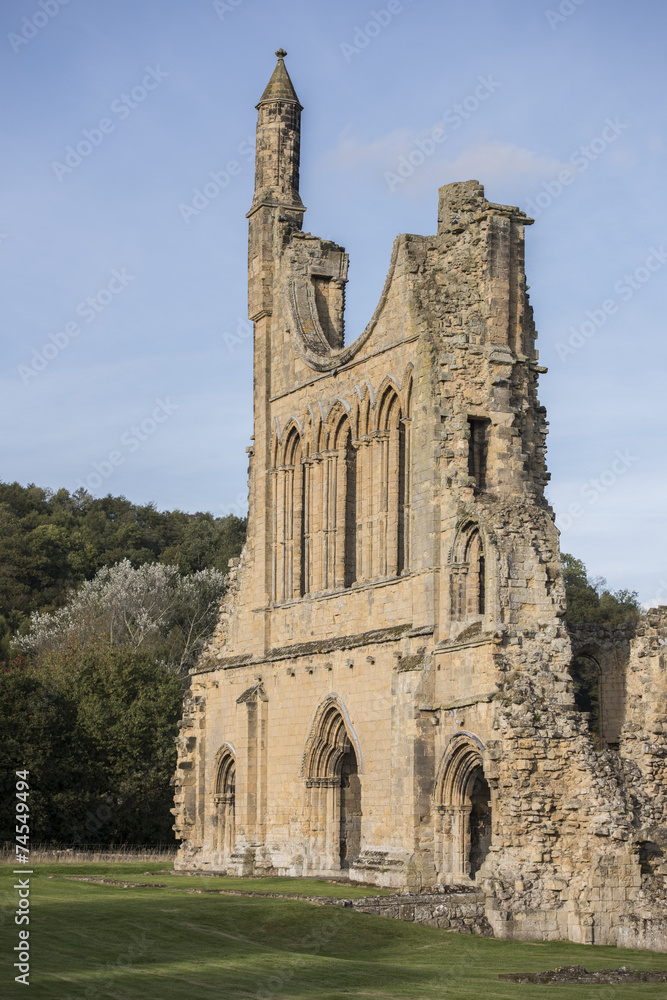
left=562, top=553, right=641, bottom=625
left=0, top=481, right=246, bottom=646
left=0, top=645, right=182, bottom=844
left=0, top=481, right=247, bottom=844
left=15, top=559, right=226, bottom=675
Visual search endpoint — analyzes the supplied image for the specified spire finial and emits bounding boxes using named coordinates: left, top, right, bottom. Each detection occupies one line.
left=257, top=49, right=301, bottom=108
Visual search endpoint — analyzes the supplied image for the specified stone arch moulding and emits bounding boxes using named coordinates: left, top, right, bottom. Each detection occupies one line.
left=434, top=729, right=484, bottom=805
left=323, top=398, right=353, bottom=448
left=449, top=519, right=490, bottom=622
left=301, top=694, right=363, bottom=874
left=288, top=239, right=400, bottom=373
left=301, top=694, right=364, bottom=777
left=434, top=732, right=492, bottom=881
left=212, top=743, right=236, bottom=859
left=213, top=741, right=237, bottom=782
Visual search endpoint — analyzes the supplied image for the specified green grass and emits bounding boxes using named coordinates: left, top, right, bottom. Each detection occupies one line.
left=24, top=861, right=392, bottom=898
left=2, top=862, right=667, bottom=999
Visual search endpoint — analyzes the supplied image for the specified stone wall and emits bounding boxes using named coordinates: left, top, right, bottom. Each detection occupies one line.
left=173, top=53, right=667, bottom=952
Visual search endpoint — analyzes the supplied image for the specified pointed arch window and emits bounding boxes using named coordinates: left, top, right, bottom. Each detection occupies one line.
left=451, top=524, right=486, bottom=620
left=332, top=415, right=357, bottom=590
left=358, top=386, right=410, bottom=581
left=272, top=426, right=305, bottom=602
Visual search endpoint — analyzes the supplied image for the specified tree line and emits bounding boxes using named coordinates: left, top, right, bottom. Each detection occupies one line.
left=0, top=481, right=640, bottom=846
left=0, top=482, right=245, bottom=846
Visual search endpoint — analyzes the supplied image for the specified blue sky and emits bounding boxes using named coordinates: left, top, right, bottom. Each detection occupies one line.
left=1, top=0, right=665, bottom=602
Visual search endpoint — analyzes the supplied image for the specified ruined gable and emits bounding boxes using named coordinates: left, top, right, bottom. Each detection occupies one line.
left=173, top=52, right=667, bottom=952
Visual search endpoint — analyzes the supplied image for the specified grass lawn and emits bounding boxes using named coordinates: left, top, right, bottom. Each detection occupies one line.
left=2, top=862, right=667, bottom=999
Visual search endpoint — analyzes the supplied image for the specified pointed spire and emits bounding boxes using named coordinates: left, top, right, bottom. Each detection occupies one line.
left=257, top=49, right=302, bottom=109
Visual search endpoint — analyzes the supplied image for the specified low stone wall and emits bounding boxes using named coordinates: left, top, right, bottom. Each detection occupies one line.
left=333, top=891, right=492, bottom=935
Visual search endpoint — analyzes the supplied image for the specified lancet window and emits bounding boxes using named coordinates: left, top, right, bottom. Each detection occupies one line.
left=357, top=385, right=410, bottom=582
left=270, top=375, right=411, bottom=601
left=272, top=426, right=305, bottom=602
left=451, top=523, right=486, bottom=620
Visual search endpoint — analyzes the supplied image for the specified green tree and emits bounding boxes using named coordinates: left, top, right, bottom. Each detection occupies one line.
left=562, top=553, right=641, bottom=625
left=0, top=645, right=183, bottom=844
left=0, top=480, right=246, bottom=652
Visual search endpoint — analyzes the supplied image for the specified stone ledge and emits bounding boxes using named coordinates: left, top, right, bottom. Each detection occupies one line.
left=420, top=690, right=497, bottom=712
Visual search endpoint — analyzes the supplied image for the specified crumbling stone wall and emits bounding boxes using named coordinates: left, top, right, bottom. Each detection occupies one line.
left=173, top=53, right=667, bottom=952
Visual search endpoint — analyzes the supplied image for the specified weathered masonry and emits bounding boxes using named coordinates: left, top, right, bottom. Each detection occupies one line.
left=173, top=52, right=667, bottom=952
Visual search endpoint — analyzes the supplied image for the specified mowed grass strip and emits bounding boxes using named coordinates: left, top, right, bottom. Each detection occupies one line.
left=2, top=864, right=667, bottom=1000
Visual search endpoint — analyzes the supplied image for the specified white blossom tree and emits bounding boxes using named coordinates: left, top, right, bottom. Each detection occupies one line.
left=16, top=559, right=226, bottom=674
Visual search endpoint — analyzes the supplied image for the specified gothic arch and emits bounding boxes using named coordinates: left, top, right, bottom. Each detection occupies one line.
left=302, top=697, right=362, bottom=871
left=322, top=399, right=350, bottom=447
left=302, top=696, right=363, bottom=777
left=434, top=733, right=492, bottom=880
left=272, top=423, right=305, bottom=602
left=568, top=646, right=604, bottom=743
left=212, top=744, right=236, bottom=859
left=306, top=404, right=357, bottom=591
left=354, top=382, right=410, bottom=580
left=281, top=421, right=302, bottom=465
left=358, top=386, right=374, bottom=437
left=376, top=380, right=401, bottom=431
left=450, top=521, right=487, bottom=620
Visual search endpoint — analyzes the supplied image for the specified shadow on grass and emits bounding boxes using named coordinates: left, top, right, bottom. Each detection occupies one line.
left=2, top=865, right=667, bottom=999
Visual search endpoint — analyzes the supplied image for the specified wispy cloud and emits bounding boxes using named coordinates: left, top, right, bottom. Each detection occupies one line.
left=324, top=129, right=564, bottom=194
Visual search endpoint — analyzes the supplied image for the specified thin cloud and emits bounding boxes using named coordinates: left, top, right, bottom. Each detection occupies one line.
left=323, top=129, right=565, bottom=196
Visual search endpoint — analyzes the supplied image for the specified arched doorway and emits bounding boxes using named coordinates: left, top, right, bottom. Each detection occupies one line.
left=435, top=734, right=492, bottom=881
left=339, top=749, right=361, bottom=868
left=213, top=747, right=236, bottom=860
left=468, top=772, right=492, bottom=877
left=303, top=698, right=362, bottom=873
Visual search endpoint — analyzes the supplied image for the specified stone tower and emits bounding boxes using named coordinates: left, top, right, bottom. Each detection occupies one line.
left=173, top=53, right=667, bottom=951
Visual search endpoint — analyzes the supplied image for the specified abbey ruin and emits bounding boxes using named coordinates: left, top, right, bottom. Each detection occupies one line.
left=173, top=52, right=667, bottom=951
